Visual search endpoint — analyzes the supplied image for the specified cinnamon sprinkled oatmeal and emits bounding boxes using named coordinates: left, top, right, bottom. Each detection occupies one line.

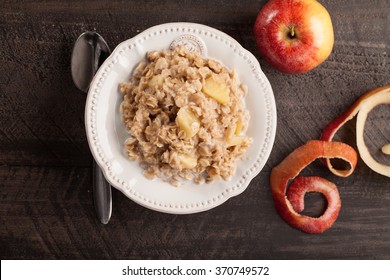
left=119, top=47, right=252, bottom=186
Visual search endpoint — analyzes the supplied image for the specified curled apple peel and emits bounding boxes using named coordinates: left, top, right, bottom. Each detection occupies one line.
left=321, top=86, right=390, bottom=177
left=270, top=86, right=388, bottom=234
left=270, top=140, right=357, bottom=234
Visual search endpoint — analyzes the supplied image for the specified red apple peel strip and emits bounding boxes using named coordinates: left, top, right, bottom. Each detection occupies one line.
left=320, top=86, right=390, bottom=177
left=270, top=140, right=357, bottom=234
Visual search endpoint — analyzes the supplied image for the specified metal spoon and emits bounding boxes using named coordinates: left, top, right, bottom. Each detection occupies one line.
left=71, top=31, right=112, bottom=224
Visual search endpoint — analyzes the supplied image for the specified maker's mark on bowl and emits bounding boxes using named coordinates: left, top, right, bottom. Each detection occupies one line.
left=169, top=34, right=207, bottom=56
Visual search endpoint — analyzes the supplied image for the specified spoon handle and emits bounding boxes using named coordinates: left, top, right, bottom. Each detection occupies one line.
left=92, top=160, right=112, bottom=224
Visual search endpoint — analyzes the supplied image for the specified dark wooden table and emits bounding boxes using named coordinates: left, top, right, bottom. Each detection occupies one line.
left=1, top=0, right=389, bottom=260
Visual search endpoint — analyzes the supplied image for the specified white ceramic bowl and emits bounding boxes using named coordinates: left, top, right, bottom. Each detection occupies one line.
left=85, top=22, right=276, bottom=214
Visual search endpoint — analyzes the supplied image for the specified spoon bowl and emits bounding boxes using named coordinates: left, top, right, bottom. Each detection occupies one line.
left=71, top=31, right=111, bottom=92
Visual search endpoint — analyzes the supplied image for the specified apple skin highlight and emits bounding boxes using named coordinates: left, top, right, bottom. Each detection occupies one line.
left=254, top=0, right=334, bottom=74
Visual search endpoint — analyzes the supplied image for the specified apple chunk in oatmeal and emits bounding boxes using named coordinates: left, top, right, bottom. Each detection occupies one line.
left=119, top=47, right=252, bottom=186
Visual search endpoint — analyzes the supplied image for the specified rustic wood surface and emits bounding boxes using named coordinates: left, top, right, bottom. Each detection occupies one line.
left=1, top=0, right=389, bottom=260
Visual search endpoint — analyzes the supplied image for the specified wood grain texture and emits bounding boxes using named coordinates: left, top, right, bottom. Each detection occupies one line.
left=1, top=0, right=389, bottom=259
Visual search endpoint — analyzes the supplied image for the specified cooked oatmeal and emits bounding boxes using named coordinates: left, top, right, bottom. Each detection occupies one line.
left=119, top=46, right=252, bottom=186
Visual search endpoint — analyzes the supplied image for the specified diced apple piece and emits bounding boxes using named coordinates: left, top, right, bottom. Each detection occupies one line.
left=148, top=75, right=164, bottom=87
left=235, top=120, right=244, bottom=135
left=178, top=153, right=198, bottom=169
left=202, top=77, right=230, bottom=105
left=226, top=135, right=245, bottom=147
left=382, top=144, right=390, bottom=155
left=176, top=107, right=200, bottom=138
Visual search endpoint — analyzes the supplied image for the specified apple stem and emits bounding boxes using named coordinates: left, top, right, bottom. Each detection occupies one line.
left=290, top=26, right=295, bottom=37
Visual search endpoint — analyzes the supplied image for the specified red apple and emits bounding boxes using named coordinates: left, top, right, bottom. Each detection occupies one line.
left=253, top=0, right=334, bottom=74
